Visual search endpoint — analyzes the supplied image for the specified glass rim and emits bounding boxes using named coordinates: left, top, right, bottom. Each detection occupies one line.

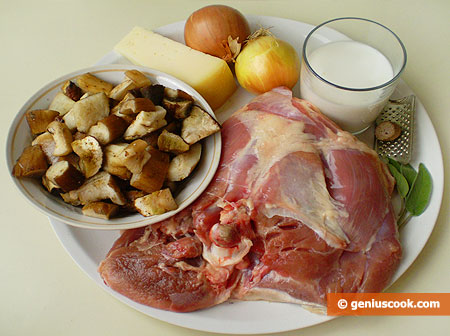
left=302, top=17, right=407, bottom=92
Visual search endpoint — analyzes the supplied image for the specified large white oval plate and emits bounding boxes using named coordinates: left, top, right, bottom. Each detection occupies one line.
left=7, top=64, right=221, bottom=230
left=51, top=16, right=444, bottom=334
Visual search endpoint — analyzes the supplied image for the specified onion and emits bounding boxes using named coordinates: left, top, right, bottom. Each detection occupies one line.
left=235, top=30, right=300, bottom=94
left=184, top=5, right=250, bottom=62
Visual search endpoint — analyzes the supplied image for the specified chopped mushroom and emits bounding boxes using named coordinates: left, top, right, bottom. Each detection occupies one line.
left=125, top=70, right=152, bottom=88
left=63, top=92, right=110, bottom=133
left=119, top=97, right=155, bottom=115
left=12, top=145, right=48, bottom=177
left=62, top=81, right=82, bottom=101
left=25, top=109, right=59, bottom=135
left=71, top=136, right=103, bottom=178
left=181, top=106, right=220, bottom=145
left=111, top=91, right=136, bottom=114
left=60, top=190, right=81, bottom=206
left=76, top=171, right=127, bottom=205
left=122, top=139, right=151, bottom=174
left=32, top=132, right=59, bottom=164
left=167, top=143, right=202, bottom=181
left=134, top=188, right=178, bottom=216
left=123, top=106, right=167, bottom=140
left=82, top=202, right=119, bottom=219
left=45, top=160, right=85, bottom=192
left=157, top=129, right=189, bottom=154
left=140, top=84, right=164, bottom=105
left=42, top=174, right=59, bottom=193
left=48, top=92, right=75, bottom=116
left=130, top=147, right=169, bottom=193
left=109, top=79, right=136, bottom=101
left=47, top=120, right=73, bottom=156
left=162, top=89, right=194, bottom=120
left=76, top=73, right=113, bottom=95
left=103, top=143, right=132, bottom=180
left=87, top=114, right=128, bottom=145
left=123, top=190, right=148, bottom=213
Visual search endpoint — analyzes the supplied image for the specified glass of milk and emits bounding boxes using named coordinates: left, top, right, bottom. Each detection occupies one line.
left=300, top=17, right=407, bottom=134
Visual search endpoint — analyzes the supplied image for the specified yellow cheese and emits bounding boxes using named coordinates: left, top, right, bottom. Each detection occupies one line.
left=115, top=26, right=236, bottom=110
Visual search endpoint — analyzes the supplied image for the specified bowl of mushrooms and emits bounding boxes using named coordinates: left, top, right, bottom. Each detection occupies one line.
left=7, top=64, right=221, bottom=229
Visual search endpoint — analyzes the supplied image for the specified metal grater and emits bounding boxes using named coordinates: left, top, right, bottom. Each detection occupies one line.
left=375, top=95, right=415, bottom=164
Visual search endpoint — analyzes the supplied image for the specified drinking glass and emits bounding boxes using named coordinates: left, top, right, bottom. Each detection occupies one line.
left=300, top=17, right=407, bottom=134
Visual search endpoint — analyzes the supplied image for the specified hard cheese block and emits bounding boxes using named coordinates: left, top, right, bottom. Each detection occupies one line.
left=115, top=27, right=236, bottom=110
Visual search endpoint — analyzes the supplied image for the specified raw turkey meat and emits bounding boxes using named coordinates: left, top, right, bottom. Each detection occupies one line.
left=99, top=87, right=401, bottom=313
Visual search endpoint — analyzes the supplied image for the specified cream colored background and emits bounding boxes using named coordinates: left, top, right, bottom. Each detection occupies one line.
left=1, top=0, right=449, bottom=335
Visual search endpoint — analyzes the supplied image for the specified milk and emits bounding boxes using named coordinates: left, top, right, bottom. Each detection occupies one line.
left=300, top=41, right=395, bottom=133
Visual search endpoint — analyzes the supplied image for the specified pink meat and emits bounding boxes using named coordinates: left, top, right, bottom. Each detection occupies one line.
left=99, top=87, right=401, bottom=313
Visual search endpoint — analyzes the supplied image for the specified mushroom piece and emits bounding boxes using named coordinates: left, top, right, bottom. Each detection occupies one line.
left=103, top=143, right=132, bottom=180
left=162, top=88, right=194, bottom=120
left=71, top=136, right=103, bottom=178
left=122, top=139, right=151, bottom=174
left=25, top=109, right=59, bottom=135
left=125, top=70, right=152, bottom=88
left=76, top=73, right=114, bottom=95
left=119, top=97, right=155, bottom=115
left=82, top=202, right=119, bottom=219
left=87, top=114, right=128, bottom=145
left=123, top=106, right=167, bottom=140
left=47, top=120, right=73, bottom=156
left=45, top=160, right=85, bottom=192
left=49, top=92, right=75, bottom=116
left=157, top=129, right=189, bottom=154
left=111, top=91, right=136, bottom=114
left=140, top=84, right=165, bottom=105
left=167, top=143, right=202, bottom=181
left=109, top=79, right=136, bottom=101
left=76, top=171, right=126, bottom=205
left=42, top=174, right=59, bottom=193
left=62, top=81, right=82, bottom=101
left=123, top=190, right=148, bottom=213
left=60, top=190, right=81, bottom=206
left=63, top=92, right=110, bottom=133
left=12, top=145, right=48, bottom=178
left=181, top=106, right=221, bottom=145
left=32, top=132, right=58, bottom=164
left=134, top=188, right=178, bottom=216
left=162, top=98, right=192, bottom=119
left=130, top=147, right=169, bottom=193
left=163, top=87, right=194, bottom=101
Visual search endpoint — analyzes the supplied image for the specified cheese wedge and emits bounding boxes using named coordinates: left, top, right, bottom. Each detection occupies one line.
left=115, top=27, right=236, bottom=110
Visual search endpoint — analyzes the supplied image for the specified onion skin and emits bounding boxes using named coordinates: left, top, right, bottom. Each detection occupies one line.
left=235, top=36, right=300, bottom=94
left=184, top=5, right=250, bottom=61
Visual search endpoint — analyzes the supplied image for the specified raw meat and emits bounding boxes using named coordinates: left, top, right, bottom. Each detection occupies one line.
left=99, top=87, right=401, bottom=313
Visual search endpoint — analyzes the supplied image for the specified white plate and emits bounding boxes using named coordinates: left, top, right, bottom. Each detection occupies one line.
left=7, top=64, right=221, bottom=230
left=50, top=16, right=444, bottom=334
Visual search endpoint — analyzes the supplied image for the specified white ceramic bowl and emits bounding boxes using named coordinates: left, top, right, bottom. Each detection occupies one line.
left=6, top=64, right=221, bottom=230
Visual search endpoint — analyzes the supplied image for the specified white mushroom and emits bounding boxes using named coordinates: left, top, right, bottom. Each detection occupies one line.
left=47, top=120, right=73, bottom=156
left=82, top=202, right=119, bottom=219
left=123, top=106, right=167, bottom=140
left=76, top=171, right=126, bottom=205
left=71, top=136, right=103, bottom=178
left=87, top=114, right=128, bottom=145
left=134, top=188, right=178, bottom=216
left=45, top=160, right=85, bottom=192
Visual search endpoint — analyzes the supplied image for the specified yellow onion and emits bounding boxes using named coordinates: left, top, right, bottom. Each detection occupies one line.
left=235, top=33, right=300, bottom=94
left=184, top=5, right=250, bottom=62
